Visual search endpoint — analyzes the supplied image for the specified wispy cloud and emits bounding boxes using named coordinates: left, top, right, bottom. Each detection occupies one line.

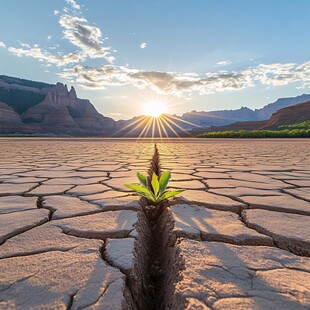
left=59, top=14, right=114, bottom=62
left=65, top=0, right=81, bottom=10
left=2, top=0, right=310, bottom=97
left=59, top=61, right=310, bottom=95
left=5, top=0, right=114, bottom=66
left=8, top=46, right=85, bottom=66
left=249, top=62, right=310, bottom=87
left=60, top=65, right=250, bottom=94
left=215, top=60, right=231, bottom=66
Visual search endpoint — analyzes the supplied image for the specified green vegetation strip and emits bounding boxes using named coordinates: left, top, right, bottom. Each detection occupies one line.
left=197, top=121, right=310, bottom=138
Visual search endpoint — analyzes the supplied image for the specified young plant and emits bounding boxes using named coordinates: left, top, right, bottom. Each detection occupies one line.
left=124, top=171, right=184, bottom=204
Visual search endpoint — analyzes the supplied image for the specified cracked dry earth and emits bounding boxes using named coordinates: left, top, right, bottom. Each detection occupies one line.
left=0, top=138, right=309, bottom=310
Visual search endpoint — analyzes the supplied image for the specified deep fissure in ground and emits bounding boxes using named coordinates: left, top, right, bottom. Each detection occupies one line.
left=140, top=144, right=170, bottom=310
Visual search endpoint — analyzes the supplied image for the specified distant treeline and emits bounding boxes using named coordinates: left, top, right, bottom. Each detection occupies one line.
left=0, top=75, right=52, bottom=89
left=0, top=88, right=46, bottom=114
left=278, top=121, right=310, bottom=130
left=197, top=121, right=310, bottom=138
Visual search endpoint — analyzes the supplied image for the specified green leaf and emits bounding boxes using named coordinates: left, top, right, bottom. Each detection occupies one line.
left=137, top=172, right=147, bottom=187
left=124, top=183, right=152, bottom=196
left=137, top=191, right=156, bottom=203
left=159, top=171, right=171, bottom=194
left=124, top=184, right=156, bottom=202
left=157, top=189, right=185, bottom=202
left=125, top=171, right=186, bottom=205
left=151, top=173, right=159, bottom=197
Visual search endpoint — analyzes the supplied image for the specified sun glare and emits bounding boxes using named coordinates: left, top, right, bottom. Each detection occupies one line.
left=144, top=101, right=167, bottom=117
left=114, top=99, right=200, bottom=138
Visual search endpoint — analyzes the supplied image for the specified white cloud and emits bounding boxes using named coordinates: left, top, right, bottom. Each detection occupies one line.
left=5, top=1, right=115, bottom=67
left=59, top=14, right=114, bottom=62
left=216, top=60, right=231, bottom=66
left=8, top=46, right=85, bottom=67
left=65, top=0, right=81, bottom=10
left=58, top=60, right=310, bottom=95
left=248, top=62, right=310, bottom=88
left=3, top=0, right=309, bottom=96
left=18, top=42, right=31, bottom=48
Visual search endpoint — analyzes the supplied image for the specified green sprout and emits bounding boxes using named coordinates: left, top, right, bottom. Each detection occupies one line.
left=124, top=171, right=185, bottom=204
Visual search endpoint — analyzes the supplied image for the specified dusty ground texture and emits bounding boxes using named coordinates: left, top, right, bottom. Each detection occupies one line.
left=0, top=138, right=309, bottom=310
left=157, top=139, right=310, bottom=310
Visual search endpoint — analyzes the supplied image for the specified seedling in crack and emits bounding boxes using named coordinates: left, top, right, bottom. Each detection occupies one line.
left=124, top=171, right=185, bottom=205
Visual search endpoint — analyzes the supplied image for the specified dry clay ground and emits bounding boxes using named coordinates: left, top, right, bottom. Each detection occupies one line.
left=0, top=138, right=309, bottom=309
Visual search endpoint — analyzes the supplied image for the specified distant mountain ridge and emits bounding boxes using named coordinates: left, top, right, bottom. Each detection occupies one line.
left=0, top=74, right=309, bottom=136
left=180, top=94, right=310, bottom=129
left=256, top=94, right=310, bottom=120
left=192, top=101, right=310, bottom=134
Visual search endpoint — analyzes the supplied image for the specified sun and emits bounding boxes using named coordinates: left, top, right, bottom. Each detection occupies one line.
left=144, top=100, right=167, bottom=117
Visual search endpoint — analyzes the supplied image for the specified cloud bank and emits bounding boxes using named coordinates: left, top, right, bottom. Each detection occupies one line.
left=2, top=0, right=309, bottom=97
left=59, top=61, right=310, bottom=95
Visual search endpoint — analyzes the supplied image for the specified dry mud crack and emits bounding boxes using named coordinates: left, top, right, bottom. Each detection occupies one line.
left=0, top=138, right=310, bottom=309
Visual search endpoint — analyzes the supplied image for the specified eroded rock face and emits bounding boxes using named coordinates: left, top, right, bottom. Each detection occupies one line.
left=0, top=102, right=23, bottom=132
left=0, top=79, right=116, bottom=136
left=21, top=83, right=116, bottom=136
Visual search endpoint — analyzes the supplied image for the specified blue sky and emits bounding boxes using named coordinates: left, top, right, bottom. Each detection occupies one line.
left=0, top=0, right=309, bottom=119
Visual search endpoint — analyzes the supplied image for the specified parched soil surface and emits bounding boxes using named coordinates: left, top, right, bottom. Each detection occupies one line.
left=0, top=138, right=309, bottom=309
